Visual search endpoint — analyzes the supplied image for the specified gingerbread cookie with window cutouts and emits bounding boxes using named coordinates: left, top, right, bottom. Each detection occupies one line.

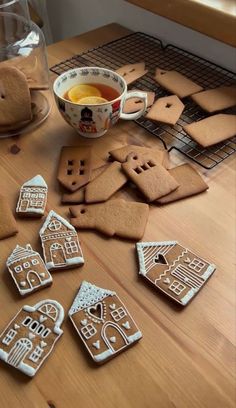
left=7, top=244, right=52, bottom=296
left=69, top=281, right=142, bottom=364
left=16, top=175, right=48, bottom=217
left=136, top=241, right=216, bottom=306
left=0, top=299, right=64, bottom=376
left=39, top=210, right=84, bottom=271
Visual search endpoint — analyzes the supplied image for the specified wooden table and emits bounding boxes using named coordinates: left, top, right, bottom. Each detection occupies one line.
left=0, top=24, right=235, bottom=408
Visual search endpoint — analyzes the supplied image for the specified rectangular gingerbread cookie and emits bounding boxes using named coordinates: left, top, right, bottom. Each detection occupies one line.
left=154, top=68, right=203, bottom=98
left=109, top=145, right=169, bottom=168
left=70, top=199, right=149, bottom=240
left=57, top=146, right=92, bottom=192
left=69, top=281, right=142, bottom=364
left=85, top=161, right=128, bottom=203
left=0, top=195, right=18, bottom=240
left=156, top=163, right=208, bottom=204
left=191, top=85, right=236, bottom=113
left=121, top=152, right=179, bottom=202
left=137, top=241, right=216, bottom=306
left=183, top=114, right=236, bottom=147
left=0, top=299, right=64, bottom=376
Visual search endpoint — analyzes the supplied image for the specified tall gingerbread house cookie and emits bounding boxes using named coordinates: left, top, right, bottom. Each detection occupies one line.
left=40, top=210, right=84, bottom=271
left=16, top=175, right=47, bottom=217
left=6, top=244, right=52, bottom=296
left=136, top=241, right=216, bottom=306
left=69, top=281, right=142, bottom=364
left=0, top=299, right=64, bottom=377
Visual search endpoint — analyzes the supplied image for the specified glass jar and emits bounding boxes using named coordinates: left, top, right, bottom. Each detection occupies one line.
left=0, top=12, right=50, bottom=137
left=0, top=0, right=30, bottom=19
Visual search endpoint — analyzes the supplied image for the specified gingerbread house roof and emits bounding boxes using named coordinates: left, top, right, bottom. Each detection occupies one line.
left=39, top=210, right=75, bottom=235
left=22, top=175, right=47, bottom=188
left=6, top=244, right=39, bottom=266
left=136, top=241, right=178, bottom=276
left=69, top=281, right=115, bottom=315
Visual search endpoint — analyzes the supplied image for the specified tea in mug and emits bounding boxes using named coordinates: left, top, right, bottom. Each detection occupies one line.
left=64, top=83, right=120, bottom=104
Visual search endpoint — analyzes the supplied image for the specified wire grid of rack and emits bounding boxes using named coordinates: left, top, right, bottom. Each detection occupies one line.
left=50, top=32, right=236, bottom=169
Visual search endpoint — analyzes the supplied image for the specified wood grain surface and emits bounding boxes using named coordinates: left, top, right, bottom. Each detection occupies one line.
left=0, top=24, right=235, bottom=408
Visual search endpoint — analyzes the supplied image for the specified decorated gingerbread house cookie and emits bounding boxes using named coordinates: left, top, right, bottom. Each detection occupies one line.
left=0, top=299, right=64, bottom=377
left=16, top=175, right=47, bottom=217
left=136, top=241, right=216, bottom=306
left=69, top=281, right=142, bottom=364
left=6, top=244, right=52, bottom=296
left=39, top=210, right=84, bottom=271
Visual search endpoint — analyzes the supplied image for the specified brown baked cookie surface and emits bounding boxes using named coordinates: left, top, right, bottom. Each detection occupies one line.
left=0, top=299, right=64, bottom=376
left=109, top=145, right=169, bottom=168
left=183, top=114, right=236, bottom=147
left=154, top=68, right=203, bottom=98
left=0, top=66, right=32, bottom=126
left=146, top=95, right=185, bottom=125
left=137, top=241, right=216, bottom=306
left=116, top=62, right=148, bottom=85
left=69, top=281, right=142, bottom=364
left=122, top=153, right=179, bottom=201
left=0, top=195, right=18, bottom=240
left=70, top=199, right=149, bottom=240
left=191, top=85, right=236, bottom=113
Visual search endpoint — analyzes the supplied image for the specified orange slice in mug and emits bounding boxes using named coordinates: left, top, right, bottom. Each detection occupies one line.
left=78, top=96, right=108, bottom=104
left=68, top=84, right=101, bottom=103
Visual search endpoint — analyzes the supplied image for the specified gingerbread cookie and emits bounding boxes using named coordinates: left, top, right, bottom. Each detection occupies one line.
left=0, top=66, right=32, bottom=126
left=109, top=145, right=169, bottom=168
left=0, top=299, right=64, bottom=376
left=122, top=153, right=179, bottom=202
left=57, top=146, right=92, bottom=192
left=137, top=241, right=216, bottom=306
left=156, top=164, right=209, bottom=204
left=16, top=175, right=47, bottom=217
left=123, top=91, right=155, bottom=113
left=154, top=68, right=203, bottom=98
left=70, top=199, right=149, bottom=240
left=191, top=85, right=236, bottom=113
left=0, top=195, right=18, bottom=240
left=61, top=164, right=110, bottom=204
left=69, top=281, right=142, bottom=364
left=146, top=95, right=185, bottom=125
left=85, top=162, right=128, bottom=203
left=39, top=210, right=84, bottom=271
left=7, top=244, right=52, bottom=296
left=116, top=62, right=148, bottom=85
left=183, top=114, right=236, bottom=147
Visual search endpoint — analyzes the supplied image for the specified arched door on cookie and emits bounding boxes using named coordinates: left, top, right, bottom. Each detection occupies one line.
left=7, top=338, right=32, bottom=367
left=50, top=243, right=66, bottom=266
left=103, top=324, right=128, bottom=352
left=27, top=271, right=41, bottom=288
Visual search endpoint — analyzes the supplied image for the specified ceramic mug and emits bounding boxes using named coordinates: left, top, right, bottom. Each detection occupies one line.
left=53, top=66, right=147, bottom=138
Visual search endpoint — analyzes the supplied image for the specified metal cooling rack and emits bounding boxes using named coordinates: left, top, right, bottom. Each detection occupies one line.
left=50, top=32, right=236, bottom=169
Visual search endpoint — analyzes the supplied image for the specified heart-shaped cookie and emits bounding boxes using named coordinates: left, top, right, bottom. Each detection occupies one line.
left=0, top=66, right=32, bottom=126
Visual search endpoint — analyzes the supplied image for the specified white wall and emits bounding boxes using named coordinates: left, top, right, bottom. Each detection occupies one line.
left=47, top=0, right=236, bottom=71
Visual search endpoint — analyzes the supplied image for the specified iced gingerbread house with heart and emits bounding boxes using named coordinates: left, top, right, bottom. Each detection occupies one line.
left=137, top=241, right=216, bottom=306
left=0, top=299, right=64, bottom=377
left=6, top=244, right=52, bottom=296
left=69, top=281, right=142, bottom=364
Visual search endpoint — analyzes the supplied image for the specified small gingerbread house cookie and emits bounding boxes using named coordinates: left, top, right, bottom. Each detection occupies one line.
left=16, top=175, right=47, bottom=217
left=39, top=210, right=84, bottom=271
left=136, top=241, right=216, bottom=306
left=0, top=299, right=64, bottom=376
left=69, top=281, right=142, bottom=364
left=7, top=244, right=52, bottom=296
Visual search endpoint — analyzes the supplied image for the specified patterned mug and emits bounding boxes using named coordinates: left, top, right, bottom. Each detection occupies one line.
left=53, top=66, right=148, bottom=138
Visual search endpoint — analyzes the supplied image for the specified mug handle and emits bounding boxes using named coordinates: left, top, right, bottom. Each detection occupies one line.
left=120, top=90, right=148, bottom=120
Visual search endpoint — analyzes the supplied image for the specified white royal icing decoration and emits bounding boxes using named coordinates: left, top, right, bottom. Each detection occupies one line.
left=39, top=315, right=47, bottom=323
left=92, top=340, right=100, bottom=350
left=20, top=281, right=26, bottom=287
left=109, top=336, right=116, bottom=343
left=122, top=321, right=131, bottom=330
left=14, top=324, right=20, bottom=330
left=109, top=304, right=116, bottom=310
left=28, top=332, right=35, bottom=340
left=81, top=319, right=88, bottom=326
left=163, top=278, right=170, bottom=284
left=40, top=341, right=47, bottom=348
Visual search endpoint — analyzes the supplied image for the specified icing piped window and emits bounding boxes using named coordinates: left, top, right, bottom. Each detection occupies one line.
left=49, top=220, right=62, bottom=231
left=38, top=303, right=58, bottom=321
left=2, top=329, right=17, bottom=345
left=14, top=265, right=23, bottom=273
